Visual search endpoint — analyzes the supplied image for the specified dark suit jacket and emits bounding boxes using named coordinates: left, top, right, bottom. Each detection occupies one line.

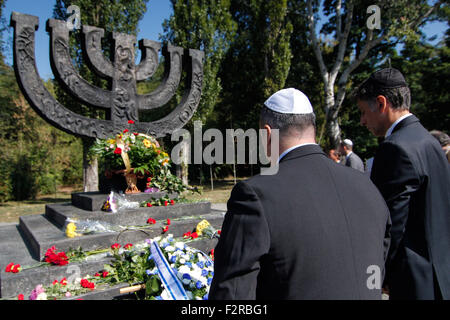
left=345, top=152, right=365, bottom=172
left=370, top=115, right=450, bottom=300
left=209, top=145, right=391, bottom=300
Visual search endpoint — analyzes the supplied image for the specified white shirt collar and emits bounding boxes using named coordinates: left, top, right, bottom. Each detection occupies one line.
left=278, top=143, right=318, bottom=163
left=385, top=113, right=413, bottom=138
left=345, top=151, right=353, bottom=159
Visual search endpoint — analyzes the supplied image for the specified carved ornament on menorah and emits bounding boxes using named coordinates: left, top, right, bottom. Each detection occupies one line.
left=10, top=12, right=204, bottom=139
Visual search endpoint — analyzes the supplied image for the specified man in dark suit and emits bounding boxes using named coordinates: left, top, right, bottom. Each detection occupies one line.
left=355, top=68, right=450, bottom=300
left=209, top=88, right=391, bottom=300
left=339, top=139, right=365, bottom=172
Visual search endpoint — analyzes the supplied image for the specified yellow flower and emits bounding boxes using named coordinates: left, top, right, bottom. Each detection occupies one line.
left=162, top=152, right=169, bottom=158
left=143, top=139, right=152, bottom=148
left=107, top=139, right=116, bottom=145
left=66, top=222, right=81, bottom=238
left=196, top=220, right=211, bottom=236
left=161, top=158, right=169, bottom=166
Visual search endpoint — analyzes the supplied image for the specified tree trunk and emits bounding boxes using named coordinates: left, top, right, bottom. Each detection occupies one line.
left=82, top=138, right=99, bottom=192
left=323, top=85, right=342, bottom=148
left=327, top=114, right=341, bottom=149
left=175, top=139, right=189, bottom=185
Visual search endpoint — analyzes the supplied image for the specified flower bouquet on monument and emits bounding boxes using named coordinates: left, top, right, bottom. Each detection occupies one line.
left=91, top=121, right=198, bottom=197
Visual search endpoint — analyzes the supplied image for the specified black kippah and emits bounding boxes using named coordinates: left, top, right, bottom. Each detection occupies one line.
left=368, top=68, right=407, bottom=89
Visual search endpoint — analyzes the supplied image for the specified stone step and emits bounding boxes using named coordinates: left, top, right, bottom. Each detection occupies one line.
left=45, top=201, right=211, bottom=229
left=71, top=191, right=175, bottom=211
left=0, top=237, right=218, bottom=299
left=18, top=212, right=224, bottom=261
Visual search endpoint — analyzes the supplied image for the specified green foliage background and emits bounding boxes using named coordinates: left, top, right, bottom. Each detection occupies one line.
left=0, top=0, right=448, bottom=200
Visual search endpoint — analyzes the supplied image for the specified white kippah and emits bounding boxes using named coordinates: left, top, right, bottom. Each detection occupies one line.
left=264, top=88, right=313, bottom=114
left=343, top=139, right=353, bottom=146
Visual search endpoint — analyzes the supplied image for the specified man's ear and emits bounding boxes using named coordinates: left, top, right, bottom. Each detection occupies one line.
left=375, top=95, right=388, bottom=113
left=263, top=124, right=272, bottom=157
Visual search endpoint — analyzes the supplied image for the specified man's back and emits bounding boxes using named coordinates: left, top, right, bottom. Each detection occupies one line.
left=345, top=152, right=365, bottom=172
left=370, top=115, right=450, bottom=299
left=210, top=145, right=391, bottom=299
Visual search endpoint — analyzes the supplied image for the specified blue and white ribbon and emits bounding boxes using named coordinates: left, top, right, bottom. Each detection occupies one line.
left=149, top=240, right=189, bottom=300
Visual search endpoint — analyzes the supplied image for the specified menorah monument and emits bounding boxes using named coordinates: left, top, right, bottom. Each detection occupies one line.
left=10, top=11, right=204, bottom=139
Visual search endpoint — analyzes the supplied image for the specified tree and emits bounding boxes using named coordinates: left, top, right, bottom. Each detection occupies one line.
left=218, top=0, right=293, bottom=132
left=305, top=0, right=444, bottom=148
left=161, top=0, right=236, bottom=183
left=53, top=0, right=149, bottom=191
left=162, top=0, right=236, bottom=126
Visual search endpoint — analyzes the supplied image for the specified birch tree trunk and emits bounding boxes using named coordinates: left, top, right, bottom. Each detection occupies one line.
left=82, top=138, right=99, bottom=192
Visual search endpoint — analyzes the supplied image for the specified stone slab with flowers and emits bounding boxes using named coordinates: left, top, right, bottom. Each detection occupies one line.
left=0, top=129, right=225, bottom=300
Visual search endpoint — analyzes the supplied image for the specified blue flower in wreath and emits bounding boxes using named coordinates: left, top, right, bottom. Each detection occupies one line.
left=183, top=273, right=191, bottom=280
left=196, top=261, right=204, bottom=269
left=201, top=269, right=208, bottom=277
left=196, top=281, right=204, bottom=289
left=207, top=277, right=213, bottom=285
left=203, top=293, right=209, bottom=300
left=205, top=260, right=212, bottom=268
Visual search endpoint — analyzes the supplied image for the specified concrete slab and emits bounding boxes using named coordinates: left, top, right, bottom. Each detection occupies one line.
left=46, top=201, right=212, bottom=228
left=71, top=191, right=174, bottom=211
left=19, top=212, right=224, bottom=261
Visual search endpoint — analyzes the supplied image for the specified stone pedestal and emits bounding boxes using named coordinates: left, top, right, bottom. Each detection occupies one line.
left=0, top=192, right=225, bottom=299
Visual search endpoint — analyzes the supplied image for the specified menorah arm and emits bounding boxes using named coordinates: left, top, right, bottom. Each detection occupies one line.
left=82, top=25, right=115, bottom=78
left=47, top=19, right=112, bottom=109
left=137, top=43, right=184, bottom=110
left=136, top=39, right=161, bottom=81
left=135, top=49, right=204, bottom=138
left=10, top=12, right=115, bottom=139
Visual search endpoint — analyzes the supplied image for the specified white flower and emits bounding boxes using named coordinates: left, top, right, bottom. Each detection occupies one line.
left=179, top=258, right=186, bottom=264
left=175, top=242, right=185, bottom=250
left=153, top=236, right=161, bottom=242
left=165, top=246, right=175, bottom=252
left=36, top=292, right=47, bottom=300
left=161, top=289, right=172, bottom=300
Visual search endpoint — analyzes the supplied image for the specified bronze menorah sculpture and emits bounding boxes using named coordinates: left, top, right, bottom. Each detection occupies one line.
left=10, top=12, right=204, bottom=139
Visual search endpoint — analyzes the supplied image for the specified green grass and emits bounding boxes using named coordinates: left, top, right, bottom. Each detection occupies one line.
left=0, top=189, right=79, bottom=224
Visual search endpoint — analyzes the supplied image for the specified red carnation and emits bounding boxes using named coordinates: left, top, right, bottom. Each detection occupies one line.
left=147, top=177, right=152, bottom=182
left=94, top=273, right=100, bottom=277
left=147, top=218, right=156, bottom=224
left=170, top=199, right=175, bottom=205
left=164, top=201, right=168, bottom=206
left=102, top=271, right=109, bottom=278
left=162, top=226, right=169, bottom=233
left=17, top=294, right=24, bottom=300
left=217, top=230, right=221, bottom=235
left=123, top=129, right=129, bottom=133
left=166, top=219, right=171, bottom=226
left=146, top=202, right=153, bottom=207
left=128, top=120, right=135, bottom=124
left=113, top=147, right=122, bottom=155
left=190, top=232, right=198, bottom=239
left=183, top=231, right=191, bottom=238
left=111, top=243, right=121, bottom=250
left=124, top=243, right=133, bottom=250
left=5, top=262, right=14, bottom=273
